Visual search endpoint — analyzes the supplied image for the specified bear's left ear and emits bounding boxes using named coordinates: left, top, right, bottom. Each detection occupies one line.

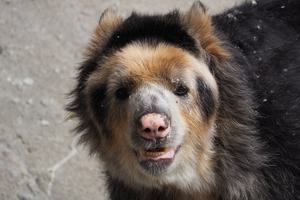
left=86, top=7, right=123, bottom=57
left=182, top=1, right=230, bottom=61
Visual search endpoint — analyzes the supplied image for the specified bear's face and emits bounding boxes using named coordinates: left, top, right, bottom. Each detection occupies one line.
left=68, top=2, right=230, bottom=190
left=84, top=42, right=219, bottom=188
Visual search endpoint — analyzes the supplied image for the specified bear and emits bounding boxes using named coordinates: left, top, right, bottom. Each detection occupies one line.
left=67, top=0, right=300, bottom=199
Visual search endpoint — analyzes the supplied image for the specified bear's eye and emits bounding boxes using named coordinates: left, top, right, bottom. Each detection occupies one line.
left=174, top=84, right=189, bottom=96
left=115, top=87, right=130, bottom=100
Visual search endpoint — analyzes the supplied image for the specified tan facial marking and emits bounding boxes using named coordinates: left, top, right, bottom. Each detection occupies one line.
left=86, top=40, right=219, bottom=99
left=83, top=41, right=219, bottom=193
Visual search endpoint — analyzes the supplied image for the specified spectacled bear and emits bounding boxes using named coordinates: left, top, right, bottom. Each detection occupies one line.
left=67, top=0, right=300, bottom=199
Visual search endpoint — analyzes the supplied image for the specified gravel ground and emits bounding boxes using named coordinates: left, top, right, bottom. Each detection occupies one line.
left=0, top=0, right=246, bottom=199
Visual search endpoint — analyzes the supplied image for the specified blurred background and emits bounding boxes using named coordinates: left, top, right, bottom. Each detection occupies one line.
left=0, top=0, right=247, bottom=199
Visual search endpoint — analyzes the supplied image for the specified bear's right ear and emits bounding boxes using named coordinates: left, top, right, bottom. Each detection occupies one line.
left=86, top=7, right=123, bottom=56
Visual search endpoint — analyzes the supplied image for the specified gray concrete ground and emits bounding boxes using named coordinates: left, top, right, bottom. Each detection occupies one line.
left=0, top=0, right=246, bottom=199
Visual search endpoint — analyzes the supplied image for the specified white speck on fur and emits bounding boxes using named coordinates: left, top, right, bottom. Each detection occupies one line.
left=256, top=25, right=262, bottom=30
left=227, top=13, right=237, bottom=20
left=251, top=0, right=257, bottom=6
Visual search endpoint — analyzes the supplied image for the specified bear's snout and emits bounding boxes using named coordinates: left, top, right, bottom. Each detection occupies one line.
left=138, top=113, right=171, bottom=140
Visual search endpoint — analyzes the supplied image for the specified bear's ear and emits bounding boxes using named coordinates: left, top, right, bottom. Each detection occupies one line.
left=189, top=1, right=208, bottom=14
left=182, top=1, right=230, bottom=61
left=86, top=7, right=123, bottom=56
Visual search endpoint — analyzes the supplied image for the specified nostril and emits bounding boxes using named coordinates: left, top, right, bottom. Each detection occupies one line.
left=158, top=126, right=166, bottom=132
left=144, top=128, right=151, bottom=133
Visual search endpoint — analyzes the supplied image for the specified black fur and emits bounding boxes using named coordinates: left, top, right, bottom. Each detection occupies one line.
left=103, top=11, right=199, bottom=56
left=213, top=0, right=300, bottom=199
left=107, top=176, right=180, bottom=200
left=196, top=78, right=216, bottom=119
left=91, top=86, right=107, bottom=122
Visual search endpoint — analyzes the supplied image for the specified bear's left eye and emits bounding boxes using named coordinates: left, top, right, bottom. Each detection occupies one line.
left=115, top=87, right=130, bottom=100
left=174, top=84, right=189, bottom=96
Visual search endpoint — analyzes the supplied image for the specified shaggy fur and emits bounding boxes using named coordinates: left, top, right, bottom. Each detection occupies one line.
left=67, top=0, right=300, bottom=199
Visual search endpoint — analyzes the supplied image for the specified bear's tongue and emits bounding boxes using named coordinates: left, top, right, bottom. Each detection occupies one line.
left=137, top=147, right=176, bottom=161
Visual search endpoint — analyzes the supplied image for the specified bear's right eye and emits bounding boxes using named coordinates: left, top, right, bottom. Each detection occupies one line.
left=174, top=84, right=189, bottom=96
left=115, top=87, right=130, bottom=100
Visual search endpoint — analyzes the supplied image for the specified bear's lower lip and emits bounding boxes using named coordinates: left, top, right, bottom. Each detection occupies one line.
left=135, top=146, right=180, bottom=174
left=137, top=147, right=177, bottom=161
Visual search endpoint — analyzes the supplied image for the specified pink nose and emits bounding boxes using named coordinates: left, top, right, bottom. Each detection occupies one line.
left=139, top=113, right=170, bottom=140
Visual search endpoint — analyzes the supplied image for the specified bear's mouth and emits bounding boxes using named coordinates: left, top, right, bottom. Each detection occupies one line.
left=135, top=146, right=180, bottom=175
left=137, top=147, right=177, bottom=161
